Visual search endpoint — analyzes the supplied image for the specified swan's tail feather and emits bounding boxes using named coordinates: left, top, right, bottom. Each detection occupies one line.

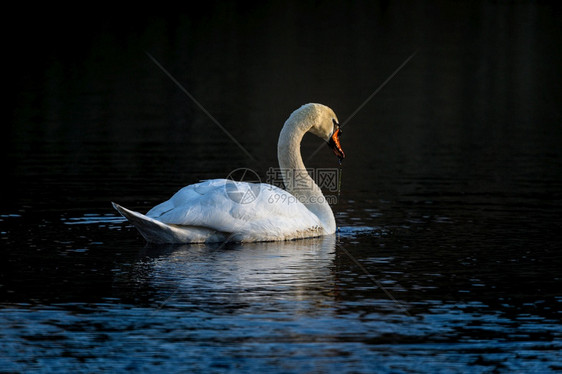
left=112, top=202, right=179, bottom=243
left=113, top=202, right=228, bottom=243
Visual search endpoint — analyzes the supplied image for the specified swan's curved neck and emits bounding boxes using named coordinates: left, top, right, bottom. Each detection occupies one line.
left=277, top=115, right=336, bottom=234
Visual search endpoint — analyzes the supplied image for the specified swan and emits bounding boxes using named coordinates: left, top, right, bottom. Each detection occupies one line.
left=112, top=103, right=345, bottom=243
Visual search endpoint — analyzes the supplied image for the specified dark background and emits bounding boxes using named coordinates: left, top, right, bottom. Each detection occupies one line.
left=5, top=1, right=562, bottom=203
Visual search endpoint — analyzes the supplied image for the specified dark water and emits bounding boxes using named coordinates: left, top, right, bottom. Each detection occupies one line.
left=3, top=1, right=562, bottom=372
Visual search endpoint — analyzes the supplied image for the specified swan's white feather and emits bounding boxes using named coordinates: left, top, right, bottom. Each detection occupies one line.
left=115, top=179, right=323, bottom=243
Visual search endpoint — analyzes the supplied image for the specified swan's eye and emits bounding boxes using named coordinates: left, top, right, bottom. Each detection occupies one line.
left=332, top=118, right=341, bottom=136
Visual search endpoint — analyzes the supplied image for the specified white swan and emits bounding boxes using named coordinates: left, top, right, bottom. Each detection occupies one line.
left=112, top=103, right=345, bottom=243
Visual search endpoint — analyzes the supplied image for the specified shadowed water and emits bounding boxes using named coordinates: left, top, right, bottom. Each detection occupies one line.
left=3, top=1, right=562, bottom=372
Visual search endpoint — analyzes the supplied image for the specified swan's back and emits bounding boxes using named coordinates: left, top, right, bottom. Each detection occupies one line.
left=116, top=179, right=324, bottom=243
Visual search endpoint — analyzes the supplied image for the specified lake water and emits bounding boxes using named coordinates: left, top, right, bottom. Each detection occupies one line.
left=3, top=1, right=562, bottom=372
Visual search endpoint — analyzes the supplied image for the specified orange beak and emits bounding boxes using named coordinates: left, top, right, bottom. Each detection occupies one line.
left=328, top=128, right=345, bottom=164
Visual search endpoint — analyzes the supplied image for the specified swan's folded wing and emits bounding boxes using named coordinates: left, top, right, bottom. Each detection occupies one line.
left=145, top=181, right=217, bottom=218
left=144, top=179, right=322, bottom=241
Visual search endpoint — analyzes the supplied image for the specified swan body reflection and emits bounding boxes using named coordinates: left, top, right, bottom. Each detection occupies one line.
left=125, top=234, right=337, bottom=308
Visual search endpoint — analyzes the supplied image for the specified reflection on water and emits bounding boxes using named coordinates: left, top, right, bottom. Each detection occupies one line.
left=125, top=236, right=337, bottom=312
left=3, top=0, right=562, bottom=372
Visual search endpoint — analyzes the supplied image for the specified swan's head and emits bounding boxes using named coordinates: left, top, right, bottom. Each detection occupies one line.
left=298, top=103, right=346, bottom=163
